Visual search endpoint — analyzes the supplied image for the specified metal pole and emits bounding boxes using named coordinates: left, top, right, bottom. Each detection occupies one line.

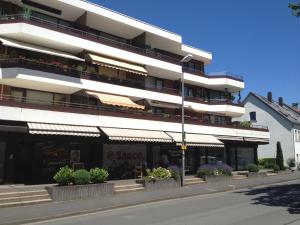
left=181, top=70, right=185, bottom=186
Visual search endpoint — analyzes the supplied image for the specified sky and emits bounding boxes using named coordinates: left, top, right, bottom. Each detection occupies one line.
left=93, top=0, right=300, bottom=104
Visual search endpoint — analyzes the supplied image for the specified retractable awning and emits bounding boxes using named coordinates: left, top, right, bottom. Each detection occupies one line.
left=0, top=37, right=84, bottom=61
left=215, top=135, right=244, bottom=142
left=86, top=91, right=145, bottom=110
left=166, top=132, right=224, bottom=147
left=243, top=137, right=269, bottom=143
left=28, top=123, right=100, bottom=137
left=146, top=99, right=180, bottom=109
left=100, top=127, right=173, bottom=143
left=87, top=53, right=147, bottom=76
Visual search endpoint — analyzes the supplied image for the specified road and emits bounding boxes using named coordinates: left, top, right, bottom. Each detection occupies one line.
left=26, top=180, right=300, bottom=225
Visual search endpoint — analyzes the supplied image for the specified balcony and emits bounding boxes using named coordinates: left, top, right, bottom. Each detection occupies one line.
left=183, top=67, right=244, bottom=82
left=185, top=96, right=243, bottom=107
left=0, top=14, right=181, bottom=65
left=0, top=94, right=268, bottom=132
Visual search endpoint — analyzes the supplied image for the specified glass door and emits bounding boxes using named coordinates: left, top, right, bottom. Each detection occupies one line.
left=0, top=142, right=6, bottom=183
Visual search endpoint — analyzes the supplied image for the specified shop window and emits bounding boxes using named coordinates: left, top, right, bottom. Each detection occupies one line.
left=250, top=111, right=256, bottom=121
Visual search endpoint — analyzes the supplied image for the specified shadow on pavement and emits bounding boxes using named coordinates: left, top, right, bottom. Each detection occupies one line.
left=238, top=183, right=300, bottom=214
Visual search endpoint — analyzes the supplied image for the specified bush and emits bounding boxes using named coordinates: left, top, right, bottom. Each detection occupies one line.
left=170, top=169, right=180, bottom=181
left=146, top=167, right=172, bottom=181
left=258, top=158, right=276, bottom=169
left=276, top=142, right=284, bottom=170
left=197, top=163, right=232, bottom=178
left=287, top=158, right=296, bottom=168
left=247, top=164, right=259, bottom=173
left=90, top=168, right=109, bottom=183
left=53, top=166, right=74, bottom=186
left=273, top=164, right=280, bottom=173
left=73, top=169, right=90, bottom=185
left=239, top=121, right=252, bottom=128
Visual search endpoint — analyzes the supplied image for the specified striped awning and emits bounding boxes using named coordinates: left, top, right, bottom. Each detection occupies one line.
left=100, top=127, right=173, bottom=143
left=166, top=132, right=224, bottom=148
left=28, top=123, right=100, bottom=137
left=88, top=53, right=147, bottom=76
left=86, top=91, right=145, bottom=110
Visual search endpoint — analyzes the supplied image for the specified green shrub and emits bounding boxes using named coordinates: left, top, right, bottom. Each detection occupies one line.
left=73, top=169, right=90, bottom=185
left=239, top=121, right=252, bottom=128
left=258, top=158, right=276, bottom=169
left=146, top=167, right=172, bottom=181
left=170, top=169, right=180, bottom=181
left=247, top=164, right=259, bottom=173
left=287, top=158, right=296, bottom=168
left=276, top=142, right=284, bottom=170
left=90, top=168, right=109, bottom=183
left=53, top=166, right=74, bottom=186
left=273, top=164, right=280, bottom=173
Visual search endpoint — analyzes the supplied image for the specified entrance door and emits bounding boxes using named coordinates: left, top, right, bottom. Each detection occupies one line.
left=0, top=142, right=6, bottom=183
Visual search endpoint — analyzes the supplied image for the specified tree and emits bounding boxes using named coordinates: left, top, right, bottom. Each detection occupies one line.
left=276, top=141, right=284, bottom=170
left=289, top=1, right=300, bottom=17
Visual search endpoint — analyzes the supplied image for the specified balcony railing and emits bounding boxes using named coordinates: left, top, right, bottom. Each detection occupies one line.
left=0, top=57, right=245, bottom=107
left=0, top=94, right=268, bottom=131
left=183, top=67, right=244, bottom=82
left=0, top=14, right=181, bottom=65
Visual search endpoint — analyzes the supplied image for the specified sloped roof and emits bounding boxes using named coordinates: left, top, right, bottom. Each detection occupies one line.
left=246, top=92, right=300, bottom=126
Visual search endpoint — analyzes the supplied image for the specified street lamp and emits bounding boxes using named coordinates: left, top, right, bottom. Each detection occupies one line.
left=180, top=54, right=193, bottom=186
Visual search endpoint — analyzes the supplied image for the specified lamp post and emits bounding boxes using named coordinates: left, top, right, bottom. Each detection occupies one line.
left=180, top=54, right=193, bottom=186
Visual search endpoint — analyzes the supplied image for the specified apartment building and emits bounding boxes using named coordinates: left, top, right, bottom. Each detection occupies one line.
left=0, top=0, right=269, bottom=184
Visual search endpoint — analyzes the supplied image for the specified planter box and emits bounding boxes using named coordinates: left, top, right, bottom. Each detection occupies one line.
left=202, top=175, right=232, bottom=183
left=136, top=178, right=180, bottom=191
left=46, top=183, right=114, bottom=201
left=247, top=172, right=268, bottom=178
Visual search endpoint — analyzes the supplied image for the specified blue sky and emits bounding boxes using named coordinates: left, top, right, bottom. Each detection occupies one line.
left=93, top=0, right=300, bottom=104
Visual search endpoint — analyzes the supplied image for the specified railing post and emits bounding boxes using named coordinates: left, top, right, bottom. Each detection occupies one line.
left=0, top=84, right=3, bottom=101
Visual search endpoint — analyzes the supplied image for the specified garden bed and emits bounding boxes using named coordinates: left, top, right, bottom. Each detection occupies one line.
left=46, top=183, right=114, bottom=201
left=136, top=178, right=180, bottom=191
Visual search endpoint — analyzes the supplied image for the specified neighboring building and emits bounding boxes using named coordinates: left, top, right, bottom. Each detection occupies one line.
left=236, top=92, right=300, bottom=165
left=0, top=0, right=269, bottom=184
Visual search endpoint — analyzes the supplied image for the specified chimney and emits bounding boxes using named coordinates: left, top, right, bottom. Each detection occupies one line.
left=278, top=97, right=283, bottom=107
left=267, top=92, right=272, bottom=102
left=292, top=103, right=299, bottom=110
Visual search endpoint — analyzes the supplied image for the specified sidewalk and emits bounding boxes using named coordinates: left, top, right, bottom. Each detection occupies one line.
left=1, top=172, right=300, bottom=225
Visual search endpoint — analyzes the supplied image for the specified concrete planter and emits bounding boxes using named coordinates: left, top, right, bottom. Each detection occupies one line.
left=136, top=178, right=180, bottom=191
left=202, top=175, right=232, bottom=183
left=247, top=172, right=267, bottom=178
left=46, top=183, right=114, bottom=201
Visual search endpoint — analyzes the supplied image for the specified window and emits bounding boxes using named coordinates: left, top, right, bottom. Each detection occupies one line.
left=250, top=111, right=256, bottom=121
left=295, top=130, right=300, bottom=143
left=26, top=90, right=53, bottom=105
left=11, top=89, right=24, bottom=102
left=184, top=87, right=194, bottom=97
left=155, top=78, right=163, bottom=90
left=0, top=4, right=4, bottom=16
left=153, top=107, right=164, bottom=114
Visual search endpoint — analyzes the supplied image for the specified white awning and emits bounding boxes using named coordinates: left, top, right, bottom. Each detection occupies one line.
left=100, top=127, right=173, bottom=143
left=243, top=137, right=269, bottom=143
left=88, top=53, right=147, bottom=76
left=216, top=135, right=244, bottom=142
left=28, top=123, right=100, bottom=137
left=0, top=37, right=84, bottom=61
left=166, top=132, right=224, bottom=147
left=86, top=91, right=145, bottom=110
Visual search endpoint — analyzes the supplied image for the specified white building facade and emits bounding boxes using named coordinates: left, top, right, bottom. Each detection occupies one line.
left=0, top=0, right=269, bottom=184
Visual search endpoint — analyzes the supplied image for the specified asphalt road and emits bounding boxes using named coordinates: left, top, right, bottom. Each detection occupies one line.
left=26, top=180, right=300, bottom=225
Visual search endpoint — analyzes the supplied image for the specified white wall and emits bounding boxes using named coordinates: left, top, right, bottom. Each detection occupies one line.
left=0, top=105, right=269, bottom=140
left=236, top=94, right=294, bottom=161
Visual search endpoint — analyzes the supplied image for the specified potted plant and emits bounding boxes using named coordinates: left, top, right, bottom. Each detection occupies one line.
left=287, top=158, right=296, bottom=172
left=196, top=163, right=233, bottom=182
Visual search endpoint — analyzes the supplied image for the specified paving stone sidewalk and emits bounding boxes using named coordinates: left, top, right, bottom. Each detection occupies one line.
left=1, top=172, right=300, bottom=225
